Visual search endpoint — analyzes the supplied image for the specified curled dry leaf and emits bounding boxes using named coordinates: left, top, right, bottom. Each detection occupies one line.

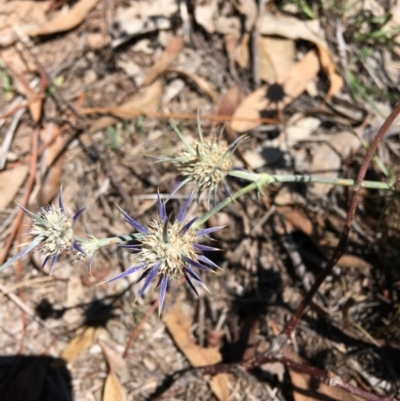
left=141, top=36, right=184, bottom=87
left=164, top=302, right=230, bottom=401
left=27, top=0, right=99, bottom=36
left=258, top=14, right=343, bottom=99
left=231, top=50, right=320, bottom=132
left=0, top=165, right=29, bottom=209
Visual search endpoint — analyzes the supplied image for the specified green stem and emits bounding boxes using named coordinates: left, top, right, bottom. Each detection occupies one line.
left=73, top=234, right=140, bottom=247
left=228, top=170, right=395, bottom=191
left=193, top=174, right=272, bottom=228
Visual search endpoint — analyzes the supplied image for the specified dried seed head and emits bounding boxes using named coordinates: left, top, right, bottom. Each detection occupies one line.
left=175, top=139, right=233, bottom=193
left=15, top=188, right=86, bottom=273
left=31, top=205, right=75, bottom=259
left=162, top=118, right=245, bottom=207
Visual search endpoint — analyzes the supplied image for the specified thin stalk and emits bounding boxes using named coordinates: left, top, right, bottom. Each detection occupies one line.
left=193, top=174, right=273, bottom=229
left=73, top=234, right=140, bottom=247
left=228, top=170, right=395, bottom=191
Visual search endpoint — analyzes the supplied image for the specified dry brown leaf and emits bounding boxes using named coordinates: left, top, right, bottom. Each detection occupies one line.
left=99, top=340, right=129, bottom=382
left=141, top=36, right=184, bottom=87
left=258, top=37, right=295, bottom=82
left=231, top=50, right=320, bottom=132
left=103, top=371, right=127, bottom=401
left=100, top=340, right=128, bottom=401
left=164, top=302, right=230, bottom=401
left=258, top=14, right=343, bottom=99
left=61, top=327, right=97, bottom=363
left=166, top=68, right=219, bottom=102
left=28, top=0, right=99, bottom=36
left=0, top=165, right=28, bottom=209
left=0, top=1, right=48, bottom=46
left=317, top=47, right=343, bottom=101
left=278, top=50, right=320, bottom=101
left=215, top=85, right=246, bottom=117
left=88, top=80, right=163, bottom=133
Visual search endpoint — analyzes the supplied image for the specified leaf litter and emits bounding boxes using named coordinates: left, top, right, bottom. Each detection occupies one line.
left=0, top=0, right=400, bottom=400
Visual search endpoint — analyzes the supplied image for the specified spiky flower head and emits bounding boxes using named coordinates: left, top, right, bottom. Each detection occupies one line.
left=162, top=117, right=244, bottom=207
left=104, top=193, right=223, bottom=315
left=1, top=188, right=86, bottom=274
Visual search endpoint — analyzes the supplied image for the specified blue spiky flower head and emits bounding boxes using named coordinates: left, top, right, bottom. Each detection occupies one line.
left=10, top=188, right=86, bottom=274
left=104, top=194, right=223, bottom=315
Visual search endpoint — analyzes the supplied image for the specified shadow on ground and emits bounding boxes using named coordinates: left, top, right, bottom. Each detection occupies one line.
left=0, top=355, right=73, bottom=401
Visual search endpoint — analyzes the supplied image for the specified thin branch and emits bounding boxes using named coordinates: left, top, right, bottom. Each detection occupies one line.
left=282, top=102, right=400, bottom=337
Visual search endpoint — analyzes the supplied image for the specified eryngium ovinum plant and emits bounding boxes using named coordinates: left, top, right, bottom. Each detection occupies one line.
left=0, top=117, right=395, bottom=314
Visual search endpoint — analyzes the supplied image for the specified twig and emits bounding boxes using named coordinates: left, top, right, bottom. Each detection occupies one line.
left=0, top=282, right=35, bottom=317
left=281, top=102, right=400, bottom=338
left=78, top=107, right=279, bottom=126
left=200, top=356, right=392, bottom=401
left=0, top=95, right=45, bottom=121
left=123, top=299, right=159, bottom=358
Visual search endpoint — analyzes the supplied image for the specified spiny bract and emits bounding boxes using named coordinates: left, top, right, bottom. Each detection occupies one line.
left=104, top=193, right=223, bottom=315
